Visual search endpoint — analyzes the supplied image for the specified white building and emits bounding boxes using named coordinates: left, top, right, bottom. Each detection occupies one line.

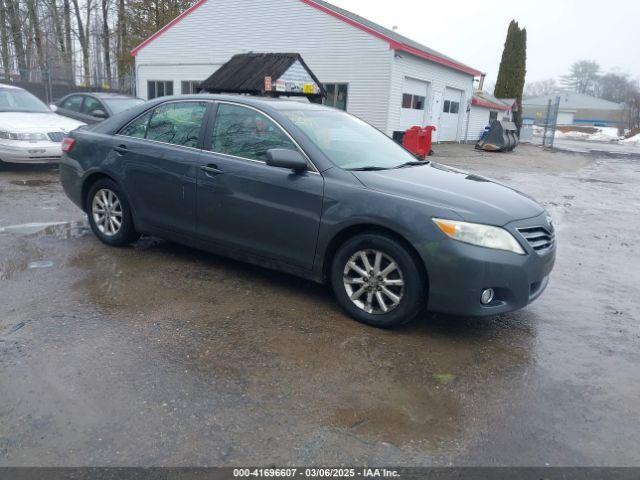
left=466, top=91, right=514, bottom=142
left=132, top=0, right=482, bottom=142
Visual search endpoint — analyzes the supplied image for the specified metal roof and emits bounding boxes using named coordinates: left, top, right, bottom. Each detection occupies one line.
left=523, top=91, right=624, bottom=111
left=199, top=52, right=326, bottom=97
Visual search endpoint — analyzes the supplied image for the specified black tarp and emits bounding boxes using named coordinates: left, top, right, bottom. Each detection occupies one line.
left=199, top=53, right=326, bottom=99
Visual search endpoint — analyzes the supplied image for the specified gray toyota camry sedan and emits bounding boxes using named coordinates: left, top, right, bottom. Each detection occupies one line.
left=60, top=95, right=555, bottom=328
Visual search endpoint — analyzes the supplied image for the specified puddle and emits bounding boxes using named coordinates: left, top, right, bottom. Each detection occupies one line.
left=9, top=179, right=56, bottom=187
left=0, top=221, right=88, bottom=238
left=28, top=260, right=54, bottom=269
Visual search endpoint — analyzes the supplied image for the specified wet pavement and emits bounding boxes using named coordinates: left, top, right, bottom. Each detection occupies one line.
left=0, top=145, right=639, bottom=466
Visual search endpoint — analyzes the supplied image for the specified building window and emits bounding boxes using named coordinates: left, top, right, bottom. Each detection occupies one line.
left=323, top=83, right=348, bottom=110
left=402, top=94, right=425, bottom=110
left=147, top=80, right=174, bottom=100
left=489, top=111, right=498, bottom=122
left=443, top=100, right=460, bottom=114
left=181, top=81, right=201, bottom=94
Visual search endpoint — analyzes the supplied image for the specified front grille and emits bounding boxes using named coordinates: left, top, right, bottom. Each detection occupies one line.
left=47, top=132, right=65, bottom=142
left=517, top=226, right=555, bottom=252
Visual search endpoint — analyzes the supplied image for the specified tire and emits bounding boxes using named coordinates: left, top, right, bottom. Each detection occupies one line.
left=330, top=232, right=426, bottom=328
left=86, top=178, right=140, bottom=247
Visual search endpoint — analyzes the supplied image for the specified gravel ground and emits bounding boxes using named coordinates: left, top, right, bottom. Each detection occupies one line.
left=0, top=143, right=639, bottom=466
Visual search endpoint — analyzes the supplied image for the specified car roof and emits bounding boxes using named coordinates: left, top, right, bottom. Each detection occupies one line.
left=158, top=93, right=329, bottom=111
left=64, top=92, right=141, bottom=100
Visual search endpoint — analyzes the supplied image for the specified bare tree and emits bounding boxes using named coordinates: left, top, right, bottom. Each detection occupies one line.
left=561, top=60, right=601, bottom=95
left=4, top=0, right=27, bottom=79
left=524, top=78, right=557, bottom=97
left=0, top=0, right=11, bottom=79
left=71, top=0, right=92, bottom=84
left=26, top=0, right=46, bottom=72
left=101, top=0, right=111, bottom=86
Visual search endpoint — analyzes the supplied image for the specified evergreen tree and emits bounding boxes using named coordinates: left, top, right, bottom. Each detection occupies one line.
left=494, top=20, right=527, bottom=131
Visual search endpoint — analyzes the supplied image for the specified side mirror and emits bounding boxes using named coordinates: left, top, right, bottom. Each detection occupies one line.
left=49, top=104, right=58, bottom=112
left=92, top=109, right=108, bottom=119
left=266, top=149, right=308, bottom=172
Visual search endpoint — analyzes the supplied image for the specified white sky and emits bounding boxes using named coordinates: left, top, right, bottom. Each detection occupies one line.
left=326, top=0, right=640, bottom=84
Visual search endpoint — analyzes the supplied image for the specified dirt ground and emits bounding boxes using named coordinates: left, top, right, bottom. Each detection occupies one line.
left=0, top=143, right=639, bottom=466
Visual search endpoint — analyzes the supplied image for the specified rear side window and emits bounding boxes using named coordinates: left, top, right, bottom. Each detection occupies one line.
left=146, top=102, right=207, bottom=148
left=209, top=103, right=298, bottom=161
left=119, top=102, right=207, bottom=147
left=62, top=95, right=83, bottom=112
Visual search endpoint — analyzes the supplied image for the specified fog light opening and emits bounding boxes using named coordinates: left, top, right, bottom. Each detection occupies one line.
left=481, top=288, right=495, bottom=305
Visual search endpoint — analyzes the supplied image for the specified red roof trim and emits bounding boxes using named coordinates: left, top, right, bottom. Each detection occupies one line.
left=131, top=0, right=209, bottom=56
left=301, top=0, right=481, bottom=77
left=472, top=96, right=510, bottom=111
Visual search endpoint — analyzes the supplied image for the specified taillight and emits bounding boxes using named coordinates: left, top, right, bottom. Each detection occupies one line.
left=61, top=137, right=76, bottom=153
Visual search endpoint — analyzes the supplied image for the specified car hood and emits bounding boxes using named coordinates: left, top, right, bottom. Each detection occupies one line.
left=0, top=112, right=85, bottom=133
left=351, top=162, right=544, bottom=225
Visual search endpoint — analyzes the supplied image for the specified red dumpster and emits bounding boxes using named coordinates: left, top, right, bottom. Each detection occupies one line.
left=402, top=125, right=436, bottom=160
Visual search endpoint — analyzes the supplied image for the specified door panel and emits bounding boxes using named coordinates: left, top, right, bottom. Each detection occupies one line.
left=115, top=101, right=209, bottom=234
left=440, top=87, right=463, bottom=141
left=196, top=102, right=323, bottom=270
left=118, top=138, right=202, bottom=234
left=197, top=155, right=323, bottom=270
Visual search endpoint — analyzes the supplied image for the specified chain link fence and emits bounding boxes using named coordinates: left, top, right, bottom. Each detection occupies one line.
left=541, top=96, right=561, bottom=148
left=0, top=68, right=136, bottom=104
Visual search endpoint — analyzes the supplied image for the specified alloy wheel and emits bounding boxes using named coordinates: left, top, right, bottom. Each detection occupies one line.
left=343, top=249, right=405, bottom=314
left=92, top=188, right=123, bottom=237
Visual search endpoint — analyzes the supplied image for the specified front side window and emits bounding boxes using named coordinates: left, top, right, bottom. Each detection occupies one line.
left=210, top=103, right=299, bottom=161
left=323, top=83, right=348, bottom=111
left=146, top=102, right=207, bottom=147
left=82, top=97, right=104, bottom=116
left=62, top=95, right=84, bottom=112
left=282, top=108, right=417, bottom=171
left=119, top=111, right=152, bottom=139
left=147, top=80, right=174, bottom=100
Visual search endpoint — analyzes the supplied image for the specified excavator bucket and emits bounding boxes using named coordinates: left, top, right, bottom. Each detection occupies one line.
left=476, top=120, right=519, bottom=152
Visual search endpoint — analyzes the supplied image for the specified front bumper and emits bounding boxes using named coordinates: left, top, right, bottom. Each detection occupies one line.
left=0, top=141, right=63, bottom=164
left=421, top=212, right=556, bottom=316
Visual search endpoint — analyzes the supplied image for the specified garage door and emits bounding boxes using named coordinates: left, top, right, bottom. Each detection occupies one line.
left=439, top=87, right=463, bottom=141
left=399, top=78, right=430, bottom=131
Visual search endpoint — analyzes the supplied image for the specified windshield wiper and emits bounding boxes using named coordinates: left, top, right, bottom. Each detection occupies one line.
left=395, top=160, right=430, bottom=169
left=347, top=166, right=391, bottom=171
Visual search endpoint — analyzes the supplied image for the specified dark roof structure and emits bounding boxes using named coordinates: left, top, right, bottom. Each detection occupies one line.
left=199, top=53, right=326, bottom=99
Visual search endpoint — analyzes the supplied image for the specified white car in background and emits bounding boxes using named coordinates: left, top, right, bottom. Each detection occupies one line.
left=0, top=84, right=85, bottom=164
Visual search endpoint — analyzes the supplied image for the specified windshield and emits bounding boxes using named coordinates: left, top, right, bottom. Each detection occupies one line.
left=103, top=98, right=145, bottom=114
left=0, top=88, right=50, bottom=113
left=281, top=108, right=418, bottom=170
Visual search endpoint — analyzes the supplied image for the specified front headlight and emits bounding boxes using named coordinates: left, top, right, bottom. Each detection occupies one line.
left=433, top=218, right=526, bottom=255
left=0, top=131, right=49, bottom=141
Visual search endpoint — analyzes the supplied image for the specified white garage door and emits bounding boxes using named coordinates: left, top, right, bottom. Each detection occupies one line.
left=439, top=87, right=463, bottom=141
left=399, top=77, right=430, bottom=131
left=556, top=111, right=575, bottom=125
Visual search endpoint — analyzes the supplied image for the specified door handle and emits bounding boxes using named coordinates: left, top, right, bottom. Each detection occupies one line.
left=200, top=164, right=224, bottom=176
left=114, top=144, right=128, bottom=155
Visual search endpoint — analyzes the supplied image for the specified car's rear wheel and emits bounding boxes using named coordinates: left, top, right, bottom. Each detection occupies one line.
left=86, top=178, right=140, bottom=247
left=331, top=233, right=426, bottom=328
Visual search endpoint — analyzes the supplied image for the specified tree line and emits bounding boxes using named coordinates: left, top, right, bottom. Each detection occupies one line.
left=525, top=60, right=640, bottom=131
left=0, top=0, right=195, bottom=89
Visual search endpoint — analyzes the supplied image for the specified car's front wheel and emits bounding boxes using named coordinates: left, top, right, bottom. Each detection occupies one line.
left=86, top=178, right=140, bottom=247
left=331, top=233, right=426, bottom=328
